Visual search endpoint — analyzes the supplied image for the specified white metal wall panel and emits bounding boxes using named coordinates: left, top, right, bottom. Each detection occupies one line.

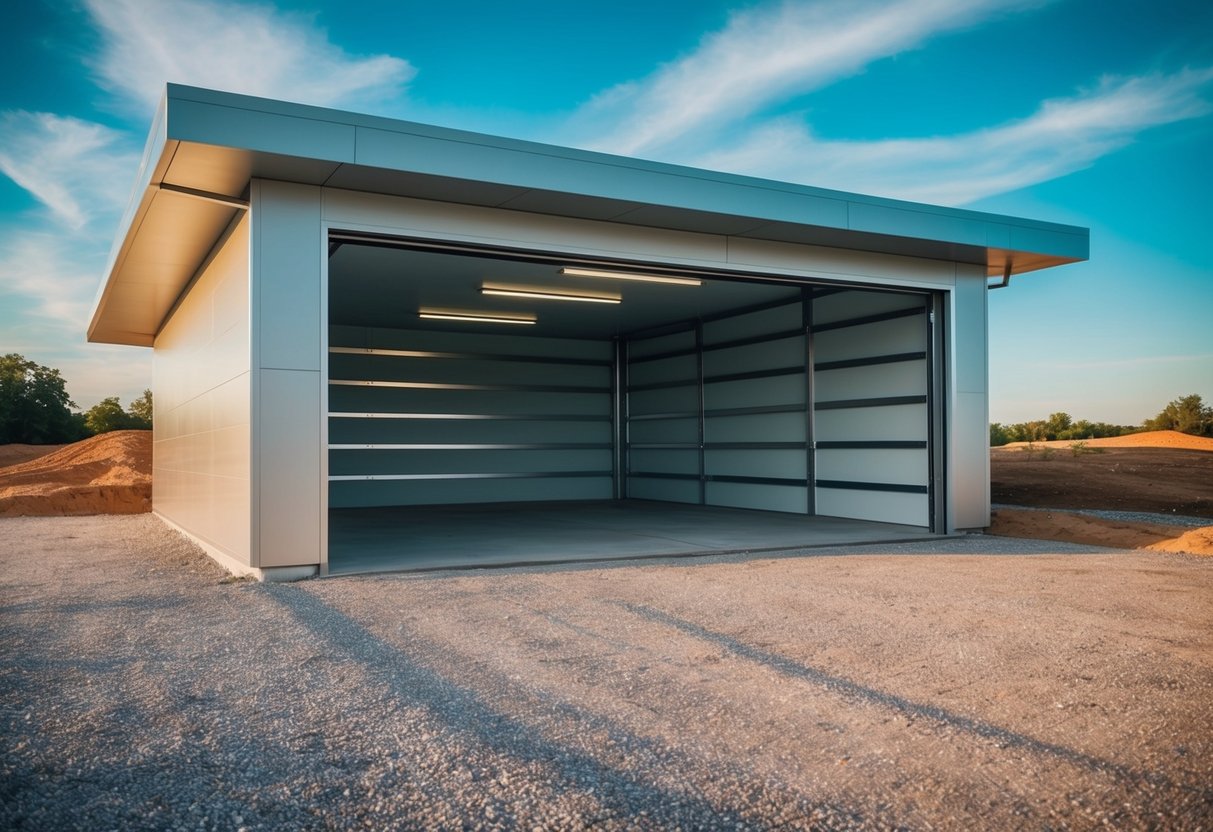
left=153, top=214, right=252, bottom=566
left=950, top=267, right=991, bottom=529
left=251, top=180, right=324, bottom=568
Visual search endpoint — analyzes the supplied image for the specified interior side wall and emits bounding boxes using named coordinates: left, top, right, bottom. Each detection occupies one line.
left=328, top=325, right=614, bottom=507
left=153, top=214, right=252, bottom=566
left=624, top=298, right=810, bottom=513
left=812, top=290, right=931, bottom=527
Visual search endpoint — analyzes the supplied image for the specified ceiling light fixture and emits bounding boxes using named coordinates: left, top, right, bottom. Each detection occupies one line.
left=559, top=267, right=702, bottom=286
left=419, top=307, right=536, bottom=325
left=480, top=282, right=621, bottom=304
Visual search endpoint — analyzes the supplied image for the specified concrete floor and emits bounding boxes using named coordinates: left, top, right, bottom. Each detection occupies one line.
left=326, top=499, right=940, bottom=575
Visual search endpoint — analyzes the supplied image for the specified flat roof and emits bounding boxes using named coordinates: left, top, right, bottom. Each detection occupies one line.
left=89, top=84, right=1088, bottom=346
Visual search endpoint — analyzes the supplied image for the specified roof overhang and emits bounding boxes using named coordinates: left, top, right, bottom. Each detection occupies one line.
left=89, top=84, right=1089, bottom=346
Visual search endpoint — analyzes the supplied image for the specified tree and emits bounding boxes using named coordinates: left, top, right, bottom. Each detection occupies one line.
left=127, top=389, right=153, bottom=429
left=84, top=397, right=135, bottom=434
left=989, top=423, right=1011, bottom=446
left=0, top=353, right=84, bottom=444
left=1044, top=412, right=1072, bottom=440
left=1144, top=394, right=1213, bottom=436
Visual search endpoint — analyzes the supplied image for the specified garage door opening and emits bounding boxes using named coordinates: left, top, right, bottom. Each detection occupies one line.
left=325, top=234, right=943, bottom=574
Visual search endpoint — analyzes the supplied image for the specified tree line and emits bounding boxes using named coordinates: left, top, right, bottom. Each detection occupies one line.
left=0, top=353, right=152, bottom=444
left=990, top=393, right=1213, bottom=446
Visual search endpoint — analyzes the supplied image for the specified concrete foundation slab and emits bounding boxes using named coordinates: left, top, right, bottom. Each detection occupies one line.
left=326, top=499, right=940, bottom=575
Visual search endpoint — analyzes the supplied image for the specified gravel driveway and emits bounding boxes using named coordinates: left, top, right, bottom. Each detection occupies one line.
left=2, top=514, right=1211, bottom=830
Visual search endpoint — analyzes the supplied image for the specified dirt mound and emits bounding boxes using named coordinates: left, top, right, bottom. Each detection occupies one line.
left=1001, top=429, right=1213, bottom=452
left=989, top=508, right=1213, bottom=556
left=0, top=444, right=65, bottom=467
left=0, top=431, right=152, bottom=517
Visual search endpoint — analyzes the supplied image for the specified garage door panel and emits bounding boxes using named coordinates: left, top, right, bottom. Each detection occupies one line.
left=702, top=335, right=804, bottom=376
left=329, top=352, right=610, bottom=387
left=627, top=477, right=700, bottom=504
left=329, top=385, right=611, bottom=416
left=814, top=403, right=927, bottom=442
left=815, top=360, right=927, bottom=401
left=329, top=417, right=610, bottom=445
left=705, top=449, right=807, bottom=479
left=815, top=448, right=928, bottom=486
left=704, top=411, right=805, bottom=443
left=628, top=353, right=697, bottom=387
left=629, top=385, right=698, bottom=415
left=705, top=482, right=807, bottom=513
left=703, top=374, right=804, bottom=410
left=630, top=449, right=699, bottom=475
left=627, top=329, right=695, bottom=359
left=813, top=291, right=924, bottom=325
left=330, top=476, right=613, bottom=508
left=703, top=301, right=801, bottom=344
left=629, top=417, right=698, bottom=444
left=330, top=447, right=611, bottom=476
left=355, top=326, right=612, bottom=362
left=815, top=488, right=928, bottom=527
left=813, top=314, right=926, bottom=363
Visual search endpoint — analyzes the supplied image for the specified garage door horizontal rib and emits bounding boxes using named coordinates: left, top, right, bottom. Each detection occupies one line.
left=330, top=471, right=611, bottom=481
left=813, top=306, right=925, bottom=333
left=629, top=441, right=807, bottom=450
left=330, top=379, right=608, bottom=393
left=630, top=472, right=805, bottom=487
left=703, top=404, right=805, bottom=418
left=330, top=443, right=611, bottom=450
left=815, top=479, right=929, bottom=494
left=815, top=395, right=927, bottom=410
left=627, top=378, right=698, bottom=392
left=816, top=440, right=927, bottom=449
left=626, top=410, right=701, bottom=422
left=703, top=366, right=804, bottom=385
left=328, top=411, right=610, bottom=421
left=815, top=352, right=926, bottom=372
left=329, top=346, right=609, bottom=367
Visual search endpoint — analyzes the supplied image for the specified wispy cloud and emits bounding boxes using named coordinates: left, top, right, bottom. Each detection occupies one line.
left=571, top=0, right=1042, bottom=157
left=83, top=0, right=415, bottom=115
left=0, top=228, right=106, bottom=328
left=0, top=112, right=136, bottom=229
left=694, top=68, right=1213, bottom=204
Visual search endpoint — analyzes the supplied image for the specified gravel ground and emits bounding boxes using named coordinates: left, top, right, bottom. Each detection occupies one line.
left=992, top=503, right=1212, bottom=528
left=2, top=515, right=1211, bottom=831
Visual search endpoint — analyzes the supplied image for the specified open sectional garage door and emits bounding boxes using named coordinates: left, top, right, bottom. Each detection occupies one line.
left=325, top=234, right=942, bottom=573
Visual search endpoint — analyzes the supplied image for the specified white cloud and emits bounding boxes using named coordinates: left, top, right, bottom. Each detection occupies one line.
left=0, top=228, right=104, bottom=328
left=694, top=67, right=1213, bottom=204
left=0, top=226, right=152, bottom=409
left=0, top=112, right=137, bottom=229
left=83, top=0, right=415, bottom=115
left=571, top=0, right=1042, bottom=157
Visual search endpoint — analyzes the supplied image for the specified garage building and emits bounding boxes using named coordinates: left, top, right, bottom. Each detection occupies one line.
left=88, top=85, right=1088, bottom=580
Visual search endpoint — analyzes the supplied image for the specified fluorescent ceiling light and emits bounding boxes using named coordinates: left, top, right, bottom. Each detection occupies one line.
left=559, top=267, right=701, bottom=286
left=480, top=282, right=621, bottom=304
left=419, top=307, right=536, bottom=325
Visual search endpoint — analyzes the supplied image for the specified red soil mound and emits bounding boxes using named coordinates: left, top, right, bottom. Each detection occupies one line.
left=0, top=430, right=152, bottom=517
left=1001, top=429, right=1213, bottom=452
left=0, top=444, right=65, bottom=467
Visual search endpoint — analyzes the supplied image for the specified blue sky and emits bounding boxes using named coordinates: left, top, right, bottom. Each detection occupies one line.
left=1, top=0, right=1210, bottom=425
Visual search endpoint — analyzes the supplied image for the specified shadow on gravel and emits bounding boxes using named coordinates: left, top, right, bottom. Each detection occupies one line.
left=618, top=602, right=1213, bottom=809
left=265, top=584, right=866, bottom=828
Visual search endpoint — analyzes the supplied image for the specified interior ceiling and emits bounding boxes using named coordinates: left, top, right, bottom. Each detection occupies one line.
left=329, top=244, right=806, bottom=339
